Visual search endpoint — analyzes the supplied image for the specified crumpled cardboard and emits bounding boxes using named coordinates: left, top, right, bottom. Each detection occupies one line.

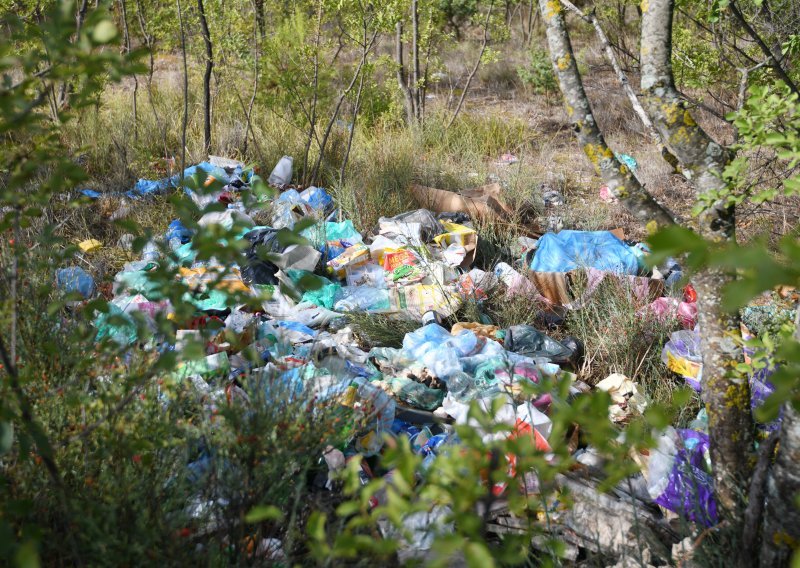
left=411, top=182, right=513, bottom=220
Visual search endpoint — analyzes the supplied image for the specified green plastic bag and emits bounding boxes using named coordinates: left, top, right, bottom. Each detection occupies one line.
left=94, top=305, right=138, bottom=345
left=301, top=282, right=341, bottom=309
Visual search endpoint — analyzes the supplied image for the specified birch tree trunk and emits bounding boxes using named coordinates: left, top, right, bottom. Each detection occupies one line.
left=640, top=0, right=753, bottom=516
left=538, top=0, right=675, bottom=228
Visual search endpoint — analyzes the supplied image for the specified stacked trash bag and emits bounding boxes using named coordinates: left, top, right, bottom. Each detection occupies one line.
left=54, top=155, right=787, bottom=546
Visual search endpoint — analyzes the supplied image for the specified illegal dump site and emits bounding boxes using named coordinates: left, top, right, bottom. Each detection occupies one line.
left=2, top=1, right=800, bottom=567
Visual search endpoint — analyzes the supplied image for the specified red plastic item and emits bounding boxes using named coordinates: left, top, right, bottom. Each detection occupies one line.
left=683, top=284, right=697, bottom=303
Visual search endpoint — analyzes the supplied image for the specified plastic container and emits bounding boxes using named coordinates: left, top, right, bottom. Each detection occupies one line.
left=268, top=155, right=293, bottom=186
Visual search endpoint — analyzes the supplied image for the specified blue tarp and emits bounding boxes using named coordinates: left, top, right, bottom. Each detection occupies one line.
left=529, top=230, right=640, bottom=274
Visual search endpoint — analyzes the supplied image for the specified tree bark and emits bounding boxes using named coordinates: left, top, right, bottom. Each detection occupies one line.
left=119, top=0, right=138, bottom=143
left=395, top=22, right=416, bottom=124
left=640, top=0, right=753, bottom=516
left=758, top=309, right=800, bottom=566
left=557, top=0, right=662, bottom=147
left=411, top=0, right=422, bottom=121
left=197, top=0, right=213, bottom=155
left=538, top=0, right=675, bottom=228
left=177, top=0, right=188, bottom=182
left=254, top=0, right=265, bottom=39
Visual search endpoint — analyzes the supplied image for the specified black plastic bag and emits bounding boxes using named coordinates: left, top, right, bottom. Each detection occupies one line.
left=504, top=325, right=583, bottom=366
left=240, top=228, right=281, bottom=285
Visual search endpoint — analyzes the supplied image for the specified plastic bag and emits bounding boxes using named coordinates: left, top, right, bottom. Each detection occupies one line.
left=56, top=266, right=96, bottom=299
left=165, top=219, right=193, bottom=244
left=299, top=186, right=333, bottom=212
left=662, top=329, right=703, bottom=391
left=504, top=325, right=574, bottom=363
left=301, top=220, right=363, bottom=251
left=197, top=209, right=254, bottom=231
left=384, top=376, right=445, bottom=411
left=529, top=230, right=640, bottom=275
left=378, top=209, right=441, bottom=243
left=240, top=228, right=280, bottom=285
left=647, top=427, right=717, bottom=526
left=301, top=282, right=342, bottom=310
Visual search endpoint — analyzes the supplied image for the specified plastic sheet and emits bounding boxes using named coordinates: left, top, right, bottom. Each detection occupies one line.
left=529, top=230, right=640, bottom=275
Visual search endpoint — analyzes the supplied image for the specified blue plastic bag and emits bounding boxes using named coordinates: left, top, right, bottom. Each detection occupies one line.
left=165, top=219, right=193, bottom=244
left=529, top=230, right=640, bottom=274
left=56, top=266, right=96, bottom=299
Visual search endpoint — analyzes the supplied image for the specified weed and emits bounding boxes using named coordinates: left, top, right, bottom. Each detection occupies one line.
left=560, top=272, right=700, bottom=420
left=347, top=313, right=420, bottom=349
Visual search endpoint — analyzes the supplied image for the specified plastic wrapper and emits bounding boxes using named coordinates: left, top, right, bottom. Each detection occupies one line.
left=327, top=243, right=370, bottom=279
left=662, top=329, right=703, bottom=391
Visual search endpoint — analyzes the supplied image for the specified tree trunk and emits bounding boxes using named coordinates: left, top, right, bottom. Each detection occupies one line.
left=118, top=0, right=138, bottom=143
left=395, top=22, right=416, bottom=124
left=177, top=0, right=188, bottom=182
left=640, top=0, right=753, bottom=516
left=254, top=0, right=265, bottom=39
left=758, top=310, right=800, bottom=566
left=538, top=0, right=674, bottom=228
left=411, top=0, right=422, bottom=121
left=198, top=0, right=213, bottom=155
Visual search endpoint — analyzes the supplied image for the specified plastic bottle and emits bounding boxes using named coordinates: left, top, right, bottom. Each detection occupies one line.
left=142, top=240, right=160, bottom=262
left=333, top=287, right=389, bottom=312
left=268, top=156, right=293, bottom=186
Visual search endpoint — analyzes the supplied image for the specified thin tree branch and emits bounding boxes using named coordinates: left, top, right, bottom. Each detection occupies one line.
left=728, top=1, right=799, bottom=96
left=447, top=0, right=495, bottom=129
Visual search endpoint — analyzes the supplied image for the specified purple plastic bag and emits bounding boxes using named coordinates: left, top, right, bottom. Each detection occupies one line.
left=652, top=429, right=718, bottom=527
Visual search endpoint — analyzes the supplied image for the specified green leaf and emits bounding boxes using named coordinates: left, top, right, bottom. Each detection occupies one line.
left=244, top=505, right=283, bottom=523
left=91, top=20, right=118, bottom=44
left=465, top=542, right=495, bottom=568
left=276, top=227, right=311, bottom=247
left=14, top=541, right=39, bottom=568
left=646, top=226, right=706, bottom=267
left=307, top=511, right=328, bottom=542
left=0, top=421, right=13, bottom=454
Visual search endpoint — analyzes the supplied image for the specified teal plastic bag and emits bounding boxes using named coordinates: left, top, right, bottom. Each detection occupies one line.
left=94, top=305, right=137, bottom=345
left=301, top=220, right=363, bottom=249
left=183, top=289, right=231, bottom=311
left=302, top=282, right=342, bottom=309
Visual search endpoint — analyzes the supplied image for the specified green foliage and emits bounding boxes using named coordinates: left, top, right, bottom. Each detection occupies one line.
left=436, top=0, right=478, bottom=39
left=516, top=47, right=557, bottom=96
left=713, top=82, right=800, bottom=211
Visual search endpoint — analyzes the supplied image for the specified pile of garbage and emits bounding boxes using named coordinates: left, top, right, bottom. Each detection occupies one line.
left=56, top=154, right=786, bottom=556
